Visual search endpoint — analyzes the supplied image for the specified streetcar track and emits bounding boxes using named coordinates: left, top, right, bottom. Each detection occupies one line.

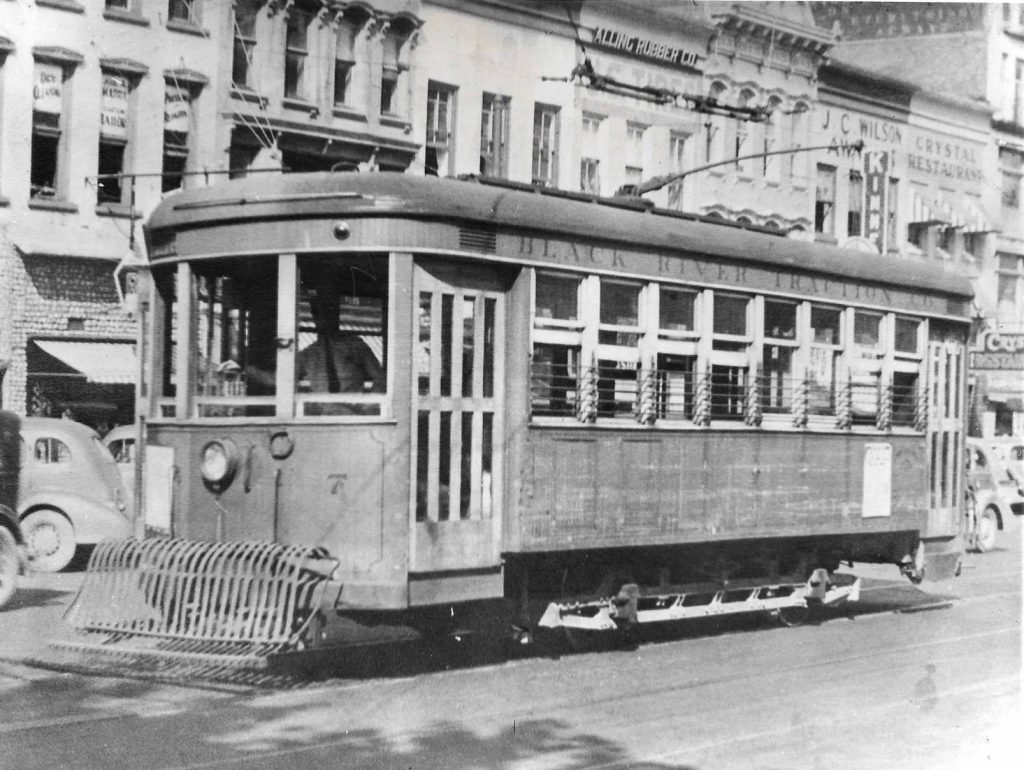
left=579, top=674, right=1023, bottom=770
left=163, top=623, right=1020, bottom=769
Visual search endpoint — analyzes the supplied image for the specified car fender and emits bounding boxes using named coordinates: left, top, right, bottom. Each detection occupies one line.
left=972, top=489, right=1006, bottom=529
left=0, top=504, right=22, bottom=544
left=19, top=492, right=131, bottom=544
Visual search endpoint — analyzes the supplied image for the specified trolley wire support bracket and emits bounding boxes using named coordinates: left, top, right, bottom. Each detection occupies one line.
left=537, top=572, right=861, bottom=632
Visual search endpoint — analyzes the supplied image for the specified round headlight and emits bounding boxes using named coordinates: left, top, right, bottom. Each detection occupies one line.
left=200, top=439, right=238, bottom=490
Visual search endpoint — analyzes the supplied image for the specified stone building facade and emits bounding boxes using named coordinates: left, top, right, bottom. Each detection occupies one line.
left=811, top=1, right=1024, bottom=434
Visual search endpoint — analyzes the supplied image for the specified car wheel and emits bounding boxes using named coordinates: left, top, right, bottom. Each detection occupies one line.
left=22, top=509, right=76, bottom=573
left=0, top=526, right=18, bottom=610
left=974, top=508, right=999, bottom=553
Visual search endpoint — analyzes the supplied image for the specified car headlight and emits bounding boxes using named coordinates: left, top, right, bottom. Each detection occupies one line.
left=200, top=439, right=239, bottom=491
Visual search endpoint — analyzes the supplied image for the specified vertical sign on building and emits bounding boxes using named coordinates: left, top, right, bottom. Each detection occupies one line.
left=33, top=63, right=63, bottom=115
left=864, top=150, right=888, bottom=253
left=101, top=74, right=130, bottom=139
left=164, top=84, right=191, bottom=133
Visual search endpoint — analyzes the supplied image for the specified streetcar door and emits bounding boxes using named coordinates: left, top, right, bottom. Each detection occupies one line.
left=926, top=336, right=965, bottom=535
left=411, top=263, right=505, bottom=576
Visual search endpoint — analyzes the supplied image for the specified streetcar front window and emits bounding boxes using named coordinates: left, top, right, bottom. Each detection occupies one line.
left=296, top=255, right=387, bottom=416
left=194, top=260, right=278, bottom=416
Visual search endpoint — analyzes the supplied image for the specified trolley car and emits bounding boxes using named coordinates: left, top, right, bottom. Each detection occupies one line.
left=65, top=173, right=971, bottom=663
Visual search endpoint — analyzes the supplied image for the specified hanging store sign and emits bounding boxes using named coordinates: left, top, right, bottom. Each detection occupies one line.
left=971, top=331, right=1024, bottom=370
left=590, top=27, right=701, bottom=72
left=33, top=63, right=63, bottom=114
left=164, top=84, right=191, bottom=133
left=863, top=150, right=888, bottom=254
left=101, top=74, right=129, bottom=139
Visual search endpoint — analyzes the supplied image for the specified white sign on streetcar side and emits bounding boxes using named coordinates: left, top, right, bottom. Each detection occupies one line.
left=862, top=442, right=892, bottom=518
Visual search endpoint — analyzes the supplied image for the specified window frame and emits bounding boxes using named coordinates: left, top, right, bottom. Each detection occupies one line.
left=532, top=103, right=560, bottom=187
left=425, top=81, right=457, bottom=177
left=480, top=92, right=509, bottom=178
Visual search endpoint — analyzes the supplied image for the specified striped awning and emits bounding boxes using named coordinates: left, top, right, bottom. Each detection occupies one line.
left=32, top=340, right=136, bottom=384
left=910, top=188, right=992, bottom=233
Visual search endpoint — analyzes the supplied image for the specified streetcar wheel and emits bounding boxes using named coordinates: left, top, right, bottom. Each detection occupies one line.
left=22, top=509, right=76, bottom=573
left=974, top=508, right=998, bottom=553
left=774, top=603, right=811, bottom=627
left=0, top=526, right=19, bottom=610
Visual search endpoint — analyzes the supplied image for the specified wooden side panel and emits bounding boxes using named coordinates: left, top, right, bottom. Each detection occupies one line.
left=514, top=428, right=930, bottom=552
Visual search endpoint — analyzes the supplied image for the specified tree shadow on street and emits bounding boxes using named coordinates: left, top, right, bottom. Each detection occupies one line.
left=205, top=715, right=697, bottom=770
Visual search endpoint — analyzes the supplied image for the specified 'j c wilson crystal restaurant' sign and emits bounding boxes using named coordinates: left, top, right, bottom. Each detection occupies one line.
left=590, top=27, right=702, bottom=72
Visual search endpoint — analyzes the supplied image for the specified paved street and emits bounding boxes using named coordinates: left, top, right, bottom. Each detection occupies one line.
left=0, top=522, right=1020, bottom=770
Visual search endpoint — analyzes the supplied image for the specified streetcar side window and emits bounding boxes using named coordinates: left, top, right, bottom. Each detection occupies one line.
left=808, top=305, right=842, bottom=417
left=296, top=255, right=388, bottom=416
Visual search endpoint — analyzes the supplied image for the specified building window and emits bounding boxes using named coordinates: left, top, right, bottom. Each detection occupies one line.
left=789, top=103, right=809, bottom=183
left=284, top=8, right=312, bottom=100
left=31, top=62, right=68, bottom=200
left=333, top=17, right=362, bottom=107
left=480, top=93, right=509, bottom=177
left=815, top=164, right=836, bottom=235
left=532, top=103, right=559, bottom=187
left=667, top=132, right=687, bottom=209
left=704, top=82, right=727, bottom=164
left=848, top=170, right=863, bottom=237
left=232, top=1, right=259, bottom=90
left=997, top=253, right=1024, bottom=323
left=425, top=81, right=455, bottom=176
left=624, top=121, right=646, bottom=188
left=380, top=26, right=412, bottom=116
left=579, top=113, right=603, bottom=194
left=106, top=0, right=129, bottom=9
left=162, top=81, right=193, bottom=193
left=762, top=97, right=783, bottom=181
left=97, top=71, right=135, bottom=206
left=734, top=91, right=756, bottom=173
left=168, top=1, right=197, bottom=24
left=1001, top=147, right=1022, bottom=208
left=1014, top=58, right=1024, bottom=126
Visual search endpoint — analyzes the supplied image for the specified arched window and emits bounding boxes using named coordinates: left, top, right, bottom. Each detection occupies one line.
left=763, top=96, right=784, bottom=182
left=789, top=102, right=810, bottom=184
left=704, top=82, right=728, bottom=164
left=734, top=89, right=756, bottom=174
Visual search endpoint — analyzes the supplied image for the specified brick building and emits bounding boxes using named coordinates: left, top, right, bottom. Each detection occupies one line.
left=0, top=0, right=219, bottom=430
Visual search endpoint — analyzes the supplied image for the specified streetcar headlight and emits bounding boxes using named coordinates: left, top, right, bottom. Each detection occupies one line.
left=200, top=439, right=239, bottom=491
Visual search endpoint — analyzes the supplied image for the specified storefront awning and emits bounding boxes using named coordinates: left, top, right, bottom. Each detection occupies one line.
left=910, top=188, right=992, bottom=233
left=32, top=340, right=136, bottom=384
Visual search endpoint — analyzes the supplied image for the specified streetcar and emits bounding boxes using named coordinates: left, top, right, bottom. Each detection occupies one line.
left=64, top=172, right=971, bottom=665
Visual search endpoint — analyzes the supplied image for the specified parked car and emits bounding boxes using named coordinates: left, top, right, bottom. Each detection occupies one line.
left=965, top=437, right=1024, bottom=552
left=0, top=410, right=25, bottom=609
left=102, top=424, right=136, bottom=506
left=17, top=417, right=131, bottom=572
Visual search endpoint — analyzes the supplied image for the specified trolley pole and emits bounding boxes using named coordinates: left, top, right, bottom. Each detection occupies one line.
left=619, top=140, right=865, bottom=197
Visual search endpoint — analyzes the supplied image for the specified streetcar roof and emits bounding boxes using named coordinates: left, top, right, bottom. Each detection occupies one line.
left=146, top=172, right=973, bottom=300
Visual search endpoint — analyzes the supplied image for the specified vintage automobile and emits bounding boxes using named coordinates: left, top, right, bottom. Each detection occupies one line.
left=965, top=437, right=1024, bottom=552
left=17, top=417, right=131, bottom=572
left=102, top=424, right=136, bottom=507
left=1, top=410, right=24, bottom=609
